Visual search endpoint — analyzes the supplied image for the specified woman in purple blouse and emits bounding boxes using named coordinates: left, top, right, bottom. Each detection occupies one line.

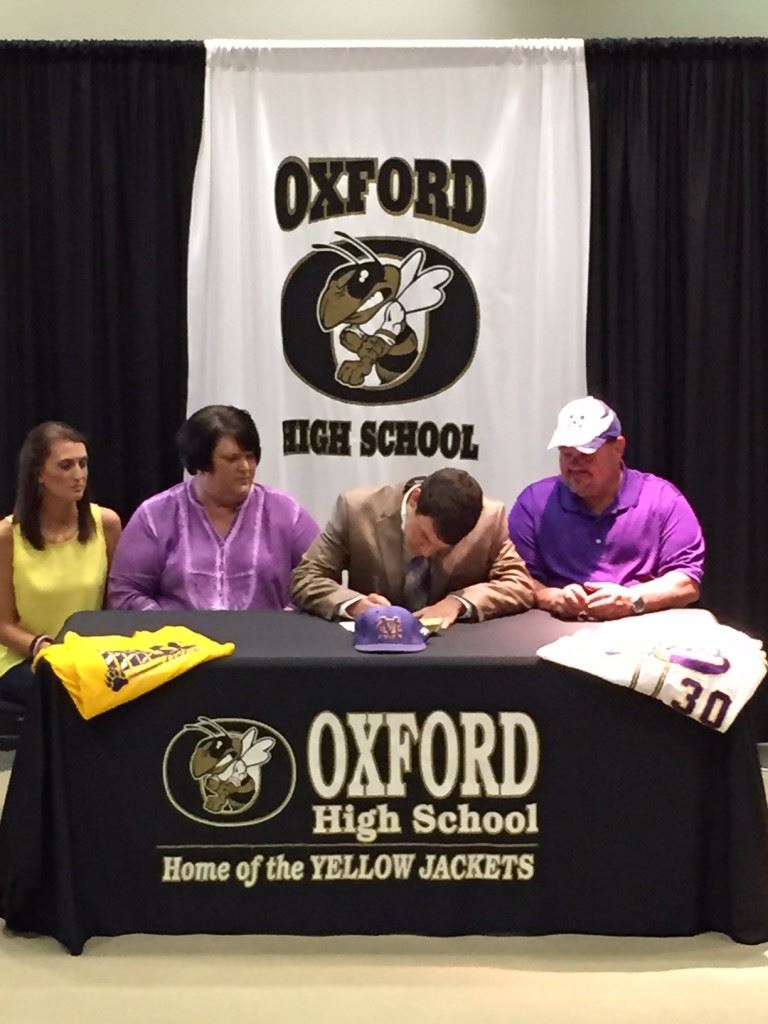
left=108, top=406, right=319, bottom=611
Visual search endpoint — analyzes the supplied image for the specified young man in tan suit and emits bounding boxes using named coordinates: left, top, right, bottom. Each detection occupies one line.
left=291, top=468, right=534, bottom=627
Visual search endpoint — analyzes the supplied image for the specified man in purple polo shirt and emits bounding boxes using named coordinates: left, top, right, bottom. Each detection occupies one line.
left=507, top=397, right=705, bottom=620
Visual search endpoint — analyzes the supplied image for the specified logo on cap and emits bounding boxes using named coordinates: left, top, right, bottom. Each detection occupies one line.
left=354, top=606, right=427, bottom=653
left=548, top=396, right=622, bottom=453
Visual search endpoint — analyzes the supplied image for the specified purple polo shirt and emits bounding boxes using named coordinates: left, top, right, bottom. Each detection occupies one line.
left=507, top=468, right=705, bottom=588
left=108, top=480, right=319, bottom=611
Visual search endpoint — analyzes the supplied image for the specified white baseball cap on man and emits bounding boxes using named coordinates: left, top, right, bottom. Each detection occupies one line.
left=547, top=397, right=622, bottom=454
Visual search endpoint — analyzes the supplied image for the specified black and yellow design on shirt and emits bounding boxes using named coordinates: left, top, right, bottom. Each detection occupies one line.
left=36, top=626, right=235, bottom=720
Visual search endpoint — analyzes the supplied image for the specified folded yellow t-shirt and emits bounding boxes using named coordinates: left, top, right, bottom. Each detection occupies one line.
left=36, top=625, right=235, bottom=720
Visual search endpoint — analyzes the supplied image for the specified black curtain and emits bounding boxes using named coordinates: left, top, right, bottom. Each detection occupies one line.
left=0, top=41, right=205, bottom=521
left=585, top=38, right=768, bottom=638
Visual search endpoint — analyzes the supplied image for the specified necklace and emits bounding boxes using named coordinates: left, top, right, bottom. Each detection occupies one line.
left=42, top=524, right=78, bottom=544
left=40, top=514, right=79, bottom=544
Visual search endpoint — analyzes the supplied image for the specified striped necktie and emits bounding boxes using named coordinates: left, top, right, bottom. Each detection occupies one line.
left=403, top=556, right=431, bottom=611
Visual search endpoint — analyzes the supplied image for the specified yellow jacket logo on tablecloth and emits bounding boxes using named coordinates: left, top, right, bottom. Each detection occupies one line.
left=163, top=716, right=297, bottom=828
left=186, top=716, right=275, bottom=814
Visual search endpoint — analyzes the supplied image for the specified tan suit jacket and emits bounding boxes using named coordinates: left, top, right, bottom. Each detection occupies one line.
left=291, top=481, right=534, bottom=621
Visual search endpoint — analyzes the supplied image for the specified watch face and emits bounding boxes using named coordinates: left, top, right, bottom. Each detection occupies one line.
left=632, top=596, right=646, bottom=615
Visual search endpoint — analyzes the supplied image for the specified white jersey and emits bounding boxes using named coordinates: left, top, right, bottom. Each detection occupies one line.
left=537, top=609, right=767, bottom=733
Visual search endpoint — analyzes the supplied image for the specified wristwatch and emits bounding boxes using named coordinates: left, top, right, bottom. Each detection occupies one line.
left=631, top=594, right=646, bottom=615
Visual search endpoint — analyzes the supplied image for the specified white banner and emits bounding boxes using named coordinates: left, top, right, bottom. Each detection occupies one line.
left=188, top=41, right=590, bottom=522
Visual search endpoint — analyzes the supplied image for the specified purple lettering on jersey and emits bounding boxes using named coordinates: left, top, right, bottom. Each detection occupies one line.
left=668, top=649, right=730, bottom=675
left=699, top=691, right=732, bottom=730
left=671, top=677, right=703, bottom=716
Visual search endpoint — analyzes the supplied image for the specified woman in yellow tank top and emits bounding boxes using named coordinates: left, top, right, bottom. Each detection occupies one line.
left=0, top=423, right=121, bottom=704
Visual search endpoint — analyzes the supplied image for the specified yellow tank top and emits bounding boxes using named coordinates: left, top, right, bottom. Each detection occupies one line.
left=0, top=504, right=108, bottom=678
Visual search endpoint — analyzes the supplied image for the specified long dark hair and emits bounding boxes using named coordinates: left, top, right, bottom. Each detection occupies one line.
left=13, top=422, right=96, bottom=550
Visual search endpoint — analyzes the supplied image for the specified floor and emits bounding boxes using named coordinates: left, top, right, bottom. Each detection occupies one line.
left=1, top=751, right=767, bottom=1023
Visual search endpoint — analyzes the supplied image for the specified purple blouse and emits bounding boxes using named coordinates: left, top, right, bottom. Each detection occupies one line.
left=108, top=481, right=319, bottom=611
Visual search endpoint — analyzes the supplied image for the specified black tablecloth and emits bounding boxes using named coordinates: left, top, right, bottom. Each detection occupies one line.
left=1, top=609, right=767, bottom=953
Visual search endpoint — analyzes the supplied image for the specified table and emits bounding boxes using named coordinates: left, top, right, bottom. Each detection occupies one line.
left=1, top=609, right=767, bottom=953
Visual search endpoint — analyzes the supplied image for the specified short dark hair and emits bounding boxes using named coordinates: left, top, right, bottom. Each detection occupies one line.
left=13, top=422, right=95, bottom=550
left=176, top=406, right=262, bottom=475
left=415, top=468, right=483, bottom=546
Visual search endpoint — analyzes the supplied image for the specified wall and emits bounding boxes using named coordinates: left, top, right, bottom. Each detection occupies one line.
left=4, top=0, right=768, bottom=41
